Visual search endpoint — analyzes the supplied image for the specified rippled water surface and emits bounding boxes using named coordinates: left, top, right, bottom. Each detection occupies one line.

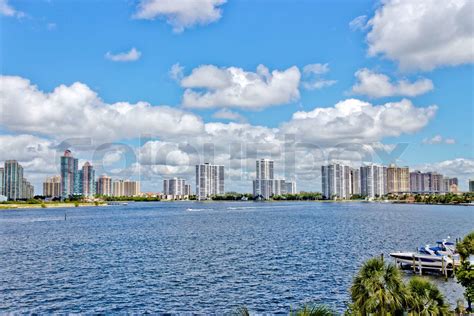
left=1, top=202, right=473, bottom=313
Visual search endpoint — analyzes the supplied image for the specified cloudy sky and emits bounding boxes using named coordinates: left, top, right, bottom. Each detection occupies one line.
left=0, top=0, right=473, bottom=193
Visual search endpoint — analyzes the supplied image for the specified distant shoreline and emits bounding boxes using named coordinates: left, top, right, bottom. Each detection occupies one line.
left=1, top=199, right=472, bottom=210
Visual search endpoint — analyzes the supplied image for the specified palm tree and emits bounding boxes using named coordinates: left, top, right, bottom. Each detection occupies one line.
left=350, top=257, right=407, bottom=315
left=290, top=304, right=335, bottom=316
left=232, top=306, right=250, bottom=316
left=455, top=231, right=474, bottom=311
left=407, top=277, right=449, bottom=315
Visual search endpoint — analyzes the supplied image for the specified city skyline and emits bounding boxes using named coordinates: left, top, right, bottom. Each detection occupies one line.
left=3, top=155, right=470, bottom=200
left=0, top=0, right=472, bottom=193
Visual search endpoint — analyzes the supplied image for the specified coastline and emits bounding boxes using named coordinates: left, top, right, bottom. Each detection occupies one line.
left=1, top=199, right=472, bottom=210
left=0, top=202, right=107, bottom=210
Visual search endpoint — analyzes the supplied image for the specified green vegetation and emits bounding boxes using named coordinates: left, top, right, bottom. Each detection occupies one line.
left=349, top=194, right=365, bottom=200
left=387, top=192, right=474, bottom=204
left=99, top=195, right=161, bottom=202
left=349, top=257, right=406, bottom=315
left=233, top=304, right=335, bottom=316
left=211, top=192, right=253, bottom=200
left=272, top=192, right=323, bottom=201
left=348, top=257, right=450, bottom=315
left=407, top=277, right=449, bottom=315
left=455, top=232, right=474, bottom=312
left=232, top=306, right=250, bottom=316
left=290, top=304, right=335, bottom=316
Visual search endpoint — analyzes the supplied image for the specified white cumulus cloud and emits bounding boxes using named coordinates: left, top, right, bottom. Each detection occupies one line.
left=180, top=64, right=301, bottom=109
left=105, top=48, right=141, bottom=62
left=352, top=68, right=434, bottom=98
left=366, top=0, right=474, bottom=71
left=212, top=109, right=247, bottom=123
left=0, top=75, right=204, bottom=142
left=0, top=75, right=445, bottom=193
left=133, top=0, right=226, bottom=32
left=281, top=98, right=437, bottom=145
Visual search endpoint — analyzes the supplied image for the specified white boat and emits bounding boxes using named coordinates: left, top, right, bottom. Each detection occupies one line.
left=390, top=239, right=460, bottom=275
left=390, top=250, right=455, bottom=270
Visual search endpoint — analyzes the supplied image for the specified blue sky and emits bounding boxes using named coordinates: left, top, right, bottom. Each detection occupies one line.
left=0, top=0, right=473, bottom=192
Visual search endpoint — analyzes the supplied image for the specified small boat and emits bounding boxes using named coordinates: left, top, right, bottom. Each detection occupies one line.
left=107, top=202, right=128, bottom=206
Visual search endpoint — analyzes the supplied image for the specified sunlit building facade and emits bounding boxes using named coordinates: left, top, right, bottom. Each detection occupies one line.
left=43, top=176, right=61, bottom=198
left=196, top=163, right=225, bottom=200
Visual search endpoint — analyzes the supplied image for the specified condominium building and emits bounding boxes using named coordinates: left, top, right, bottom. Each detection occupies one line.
left=124, top=180, right=140, bottom=197
left=253, top=159, right=275, bottom=199
left=0, top=167, right=4, bottom=196
left=321, top=163, right=352, bottom=199
left=43, top=176, right=61, bottom=198
left=386, top=164, right=410, bottom=193
left=111, top=179, right=140, bottom=197
left=360, top=165, right=387, bottom=198
left=97, top=175, right=112, bottom=196
left=256, top=158, right=274, bottom=180
left=22, top=178, right=34, bottom=199
left=163, top=178, right=187, bottom=196
left=425, top=172, right=443, bottom=193
left=112, top=180, right=124, bottom=197
left=273, top=179, right=286, bottom=196
left=351, top=168, right=361, bottom=195
left=252, top=159, right=297, bottom=198
left=410, top=170, right=426, bottom=193
left=60, top=150, right=79, bottom=199
left=285, top=181, right=297, bottom=194
left=196, top=163, right=225, bottom=200
left=184, top=184, right=192, bottom=196
left=443, top=177, right=458, bottom=192
left=3, top=160, right=24, bottom=200
left=81, top=162, right=95, bottom=197
left=469, top=180, right=474, bottom=192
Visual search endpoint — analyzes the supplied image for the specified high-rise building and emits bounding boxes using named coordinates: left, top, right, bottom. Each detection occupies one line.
left=321, top=163, right=352, bottom=199
left=196, top=163, right=224, bottom=200
left=360, top=165, right=386, bottom=198
left=386, top=164, right=410, bottom=193
left=112, top=179, right=124, bottom=197
left=124, top=180, right=140, bottom=197
left=351, top=168, right=361, bottom=195
left=443, top=177, right=458, bottom=192
left=285, top=181, right=297, bottom=194
left=3, top=160, right=24, bottom=200
left=256, top=158, right=274, bottom=180
left=60, top=150, right=79, bottom=199
left=425, top=172, right=443, bottom=193
left=0, top=167, right=4, bottom=196
left=273, top=179, right=286, bottom=196
left=410, top=170, right=425, bottom=193
left=81, top=162, right=95, bottom=197
left=22, top=178, right=34, bottom=199
left=410, top=171, right=453, bottom=193
left=184, top=184, right=192, bottom=196
left=97, top=175, right=112, bottom=196
left=251, top=159, right=296, bottom=198
left=469, top=179, right=474, bottom=192
left=253, top=159, right=275, bottom=199
left=163, top=178, right=188, bottom=196
left=43, top=176, right=61, bottom=198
